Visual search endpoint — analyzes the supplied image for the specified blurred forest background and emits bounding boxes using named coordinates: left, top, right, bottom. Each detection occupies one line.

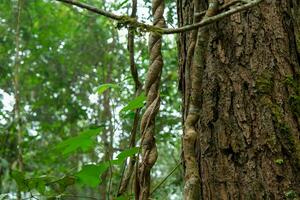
left=0, top=0, right=182, bottom=199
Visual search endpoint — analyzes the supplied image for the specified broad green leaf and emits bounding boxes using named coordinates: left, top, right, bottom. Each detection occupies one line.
left=55, top=127, right=102, bottom=156
left=75, top=163, right=109, bottom=187
left=110, top=159, right=123, bottom=165
left=117, top=147, right=139, bottom=161
left=97, top=83, right=119, bottom=95
left=110, top=147, right=140, bottom=165
left=120, top=93, right=146, bottom=113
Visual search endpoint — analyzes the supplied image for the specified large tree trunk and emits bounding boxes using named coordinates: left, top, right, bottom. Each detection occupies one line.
left=178, top=0, right=300, bottom=199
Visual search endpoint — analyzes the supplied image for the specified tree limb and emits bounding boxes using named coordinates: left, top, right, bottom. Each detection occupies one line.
left=55, top=0, right=263, bottom=34
left=14, top=0, right=24, bottom=198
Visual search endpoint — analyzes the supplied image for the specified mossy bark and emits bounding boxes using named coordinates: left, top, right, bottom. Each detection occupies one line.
left=178, top=0, right=300, bottom=199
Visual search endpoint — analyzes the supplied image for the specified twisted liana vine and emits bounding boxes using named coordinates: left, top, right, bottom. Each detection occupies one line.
left=136, top=0, right=165, bottom=199
left=183, top=0, right=219, bottom=199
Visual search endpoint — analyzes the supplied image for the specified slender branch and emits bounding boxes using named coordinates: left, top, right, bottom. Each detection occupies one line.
left=108, top=160, right=113, bottom=200
left=55, top=0, right=162, bottom=32
left=150, top=162, right=181, bottom=195
left=23, top=194, right=99, bottom=200
left=117, top=0, right=143, bottom=196
left=54, top=0, right=263, bottom=34
left=13, top=0, right=24, bottom=199
left=59, top=194, right=98, bottom=200
left=128, top=0, right=141, bottom=90
left=15, top=0, right=23, bottom=171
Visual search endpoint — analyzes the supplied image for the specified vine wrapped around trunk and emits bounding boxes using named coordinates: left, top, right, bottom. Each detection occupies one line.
left=183, top=0, right=218, bottom=199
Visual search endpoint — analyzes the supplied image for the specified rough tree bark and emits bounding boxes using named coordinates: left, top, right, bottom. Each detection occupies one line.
left=178, top=0, right=300, bottom=199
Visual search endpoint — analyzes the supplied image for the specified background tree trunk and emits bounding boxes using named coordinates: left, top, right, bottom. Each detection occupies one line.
left=178, top=0, right=300, bottom=199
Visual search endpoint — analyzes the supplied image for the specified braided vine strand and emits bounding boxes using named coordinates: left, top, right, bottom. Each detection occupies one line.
left=137, top=0, right=165, bottom=199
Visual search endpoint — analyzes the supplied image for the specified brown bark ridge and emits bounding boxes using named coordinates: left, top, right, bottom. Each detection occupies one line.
left=136, top=0, right=165, bottom=199
left=178, top=0, right=300, bottom=199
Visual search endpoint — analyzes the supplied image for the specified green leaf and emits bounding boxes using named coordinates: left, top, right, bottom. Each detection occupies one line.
left=110, top=159, right=123, bottom=165
left=27, top=178, right=47, bottom=194
left=121, top=111, right=136, bottom=119
left=115, top=196, right=128, bottom=200
left=75, top=163, right=109, bottom=187
left=97, top=83, right=119, bottom=95
left=120, top=93, right=146, bottom=113
left=110, top=147, right=139, bottom=165
left=55, top=127, right=102, bottom=156
left=11, top=170, right=27, bottom=191
left=116, top=147, right=139, bottom=162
